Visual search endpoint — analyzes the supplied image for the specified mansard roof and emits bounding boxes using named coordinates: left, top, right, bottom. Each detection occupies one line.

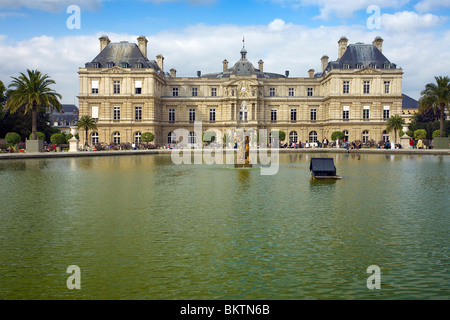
left=324, top=43, right=397, bottom=73
left=202, top=47, right=286, bottom=79
left=402, top=94, right=419, bottom=109
left=85, top=42, right=161, bottom=70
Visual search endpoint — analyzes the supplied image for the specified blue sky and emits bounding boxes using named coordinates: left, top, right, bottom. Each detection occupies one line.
left=0, top=0, right=449, bottom=103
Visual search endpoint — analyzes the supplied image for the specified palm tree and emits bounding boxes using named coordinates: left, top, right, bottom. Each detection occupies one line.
left=77, top=115, right=97, bottom=146
left=418, top=76, right=450, bottom=138
left=5, top=70, right=62, bottom=140
left=386, top=114, right=405, bottom=144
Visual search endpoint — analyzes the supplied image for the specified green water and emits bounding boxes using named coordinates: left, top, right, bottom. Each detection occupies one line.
left=0, top=153, right=448, bottom=300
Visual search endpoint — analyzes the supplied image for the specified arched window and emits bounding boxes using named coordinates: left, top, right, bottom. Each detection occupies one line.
left=362, top=130, right=369, bottom=143
left=309, top=131, right=318, bottom=143
left=134, top=132, right=142, bottom=144
left=289, top=131, right=298, bottom=143
left=91, top=132, right=99, bottom=145
left=343, top=130, right=349, bottom=142
left=168, top=132, right=177, bottom=145
left=112, top=132, right=121, bottom=144
left=382, top=130, right=390, bottom=143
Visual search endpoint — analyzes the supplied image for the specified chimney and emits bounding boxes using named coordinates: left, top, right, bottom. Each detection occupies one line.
left=170, top=68, right=177, bottom=78
left=321, top=55, right=329, bottom=73
left=223, top=59, right=229, bottom=72
left=373, top=36, right=384, bottom=53
left=308, top=69, right=315, bottom=78
left=285, top=70, right=290, bottom=78
left=137, top=36, right=148, bottom=58
left=197, top=71, right=201, bottom=78
left=156, top=54, right=164, bottom=72
left=258, top=59, right=264, bottom=72
left=338, top=36, right=348, bottom=59
left=99, top=35, right=110, bottom=52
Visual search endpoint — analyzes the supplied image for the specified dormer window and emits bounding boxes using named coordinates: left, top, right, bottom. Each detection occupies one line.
left=93, top=62, right=100, bottom=69
left=121, top=62, right=128, bottom=68
left=384, top=63, right=390, bottom=69
left=343, top=64, right=350, bottom=69
left=369, top=64, right=377, bottom=69
left=107, top=61, right=114, bottom=68
left=356, top=64, right=363, bottom=69
left=136, top=63, right=143, bottom=69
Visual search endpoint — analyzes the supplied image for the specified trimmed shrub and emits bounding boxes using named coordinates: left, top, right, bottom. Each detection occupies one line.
left=50, top=133, right=66, bottom=145
left=29, top=132, right=46, bottom=141
left=414, top=129, right=427, bottom=140
left=142, top=132, right=155, bottom=143
left=331, top=131, right=345, bottom=141
left=5, top=132, right=21, bottom=145
left=432, top=130, right=442, bottom=139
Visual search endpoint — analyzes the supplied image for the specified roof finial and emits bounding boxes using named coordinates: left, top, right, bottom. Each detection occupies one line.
left=242, top=36, right=245, bottom=48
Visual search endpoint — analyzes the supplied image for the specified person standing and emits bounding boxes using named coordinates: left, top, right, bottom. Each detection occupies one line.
left=409, top=138, right=414, bottom=149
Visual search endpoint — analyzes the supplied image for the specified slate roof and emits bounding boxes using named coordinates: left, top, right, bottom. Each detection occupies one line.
left=402, top=94, right=419, bottom=109
left=324, top=43, right=397, bottom=74
left=85, top=42, right=161, bottom=71
left=49, top=104, right=79, bottom=124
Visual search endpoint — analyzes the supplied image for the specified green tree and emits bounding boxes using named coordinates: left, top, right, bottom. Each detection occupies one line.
left=77, top=115, right=97, bottom=146
left=29, top=132, right=46, bottom=141
left=386, top=114, right=405, bottom=144
left=0, top=80, right=6, bottom=119
left=142, top=132, right=155, bottom=148
left=418, top=76, right=450, bottom=138
left=5, top=70, right=62, bottom=140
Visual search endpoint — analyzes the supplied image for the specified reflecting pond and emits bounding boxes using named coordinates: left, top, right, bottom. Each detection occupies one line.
left=0, top=153, right=448, bottom=299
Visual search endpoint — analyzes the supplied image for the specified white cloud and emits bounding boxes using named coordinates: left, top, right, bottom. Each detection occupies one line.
left=0, top=19, right=448, bottom=103
left=0, top=0, right=103, bottom=12
left=415, top=0, right=450, bottom=13
left=381, top=11, right=446, bottom=32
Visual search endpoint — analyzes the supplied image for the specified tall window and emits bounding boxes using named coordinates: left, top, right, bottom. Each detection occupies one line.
left=189, top=109, right=196, bottom=122
left=92, top=80, right=99, bottom=94
left=384, top=81, right=391, bottom=94
left=188, top=132, right=196, bottom=145
left=382, top=130, right=390, bottom=143
left=192, top=88, right=198, bottom=97
left=269, top=88, right=276, bottom=97
left=91, top=106, right=99, bottom=121
left=113, top=80, right=120, bottom=94
left=172, top=88, right=178, bottom=97
left=309, top=131, right=318, bottom=143
left=211, top=88, right=217, bottom=97
left=209, top=109, right=216, bottom=122
left=307, top=88, right=313, bottom=97
left=363, top=81, right=370, bottom=94
left=343, top=81, right=349, bottom=94
left=383, top=106, right=390, bottom=120
left=363, top=106, right=370, bottom=120
left=343, top=64, right=350, bottom=69
left=291, top=109, right=297, bottom=122
left=113, top=132, right=121, bottom=144
left=271, top=109, right=277, bottom=122
left=168, top=132, right=177, bottom=145
left=91, top=132, right=99, bottom=145
left=343, top=106, right=349, bottom=120
left=135, top=132, right=142, bottom=144
left=135, top=81, right=142, bottom=94
left=113, top=106, right=120, bottom=120
left=169, top=109, right=175, bottom=123
left=135, top=106, right=142, bottom=121
left=136, top=63, right=143, bottom=69
left=362, top=130, right=369, bottom=143
left=288, top=88, right=295, bottom=97
left=310, top=108, right=317, bottom=121
left=343, top=130, right=349, bottom=142
left=289, top=131, right=298, bottom=143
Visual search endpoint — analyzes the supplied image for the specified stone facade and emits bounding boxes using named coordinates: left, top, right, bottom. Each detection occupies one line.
left=78, top=35, right=404, bottom=146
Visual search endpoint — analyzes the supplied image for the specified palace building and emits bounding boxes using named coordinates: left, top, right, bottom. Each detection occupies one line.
left=78, top=35, right=403, bottom=146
